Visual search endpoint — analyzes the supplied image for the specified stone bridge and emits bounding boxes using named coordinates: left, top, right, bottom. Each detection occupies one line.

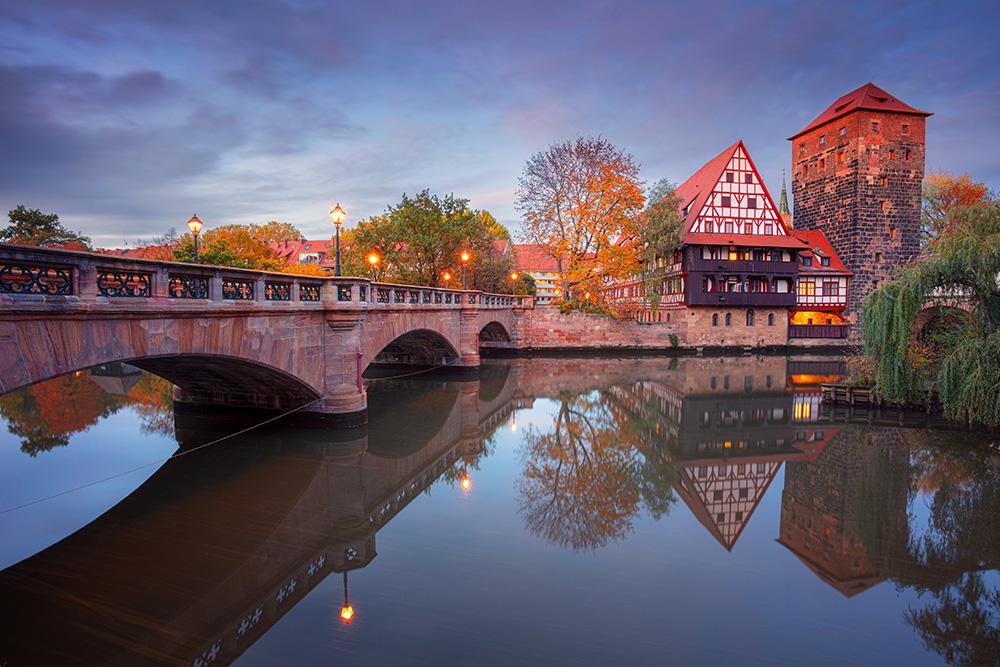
left=0, top=244, right=532, bottom=418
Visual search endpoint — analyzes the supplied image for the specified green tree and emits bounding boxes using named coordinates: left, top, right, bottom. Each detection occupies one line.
left=1, top=205, right=91, bottom=249
left=860, top=201, right=1000, bottom=426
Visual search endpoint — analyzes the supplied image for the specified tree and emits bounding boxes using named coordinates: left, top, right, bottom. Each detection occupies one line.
left=861, top=201, right=1000, bottom=426
left=345, top=191, right=512, bottom=289
left=515, top=136, right=645, bottom=300
left=254, top=221, right=303, bottom=244
left=1, top=205, right=91, bottom=249
left=628, top=180, right=685, bottom=314
left=921, top=173, right=991, bottom=248
left=173, top=224, right=284, bottom=270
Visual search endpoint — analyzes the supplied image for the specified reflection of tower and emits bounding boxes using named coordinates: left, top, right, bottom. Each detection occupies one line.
left=777, top=427, right=911, bottom=597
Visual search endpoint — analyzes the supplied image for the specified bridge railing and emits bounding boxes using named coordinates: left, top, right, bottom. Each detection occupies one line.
left=0, top=244, right=534, bottom=310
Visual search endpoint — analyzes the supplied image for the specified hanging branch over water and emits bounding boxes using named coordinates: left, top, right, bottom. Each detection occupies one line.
left=860, top=202, right=1000, bottom=426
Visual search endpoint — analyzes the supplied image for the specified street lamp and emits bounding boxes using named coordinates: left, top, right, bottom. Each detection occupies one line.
left=329, top=203, right=347, bottom=277
left=339, top=571, right=355, bottom=623
left=367, top=252, right=380, bottom=282
left=186, top=214, right=203, bottom=264
left=585, top=291, right=591, bottom=306
left=460, top=250, right=471, bottom=290
left=443, top=271, right=452, bottom=288
left=509, top=271, right=519, bottom=294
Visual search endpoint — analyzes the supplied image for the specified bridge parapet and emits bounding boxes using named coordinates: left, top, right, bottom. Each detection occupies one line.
left=0, top=244, right=533, bottom=313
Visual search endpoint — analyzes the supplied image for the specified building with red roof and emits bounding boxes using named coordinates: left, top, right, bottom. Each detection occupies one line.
left=512, top=243, right=563, bottom=304
left=605, top=140, right=851, bottom=343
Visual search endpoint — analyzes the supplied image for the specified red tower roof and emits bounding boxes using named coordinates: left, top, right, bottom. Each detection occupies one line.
left=789, top=82, right=932, bottom=140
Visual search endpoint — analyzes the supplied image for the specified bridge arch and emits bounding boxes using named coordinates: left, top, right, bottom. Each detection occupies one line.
left=478, top=320, right=513, bottom=346
left=366, top=328, right=461, bottom=368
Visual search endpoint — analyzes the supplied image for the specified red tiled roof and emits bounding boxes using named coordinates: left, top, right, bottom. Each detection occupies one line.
left=512, top=243, right=561, bottom=272
left=791, top=230, right=852, bottom=275
left=675, top=140, right=742, bottom=238
left=789, top=82, right=932, bottom=140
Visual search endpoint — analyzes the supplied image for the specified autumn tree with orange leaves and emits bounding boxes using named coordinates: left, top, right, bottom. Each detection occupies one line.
left=921, top=173, right=992, bottom=248
left=516, top=137, right=645, bottom=301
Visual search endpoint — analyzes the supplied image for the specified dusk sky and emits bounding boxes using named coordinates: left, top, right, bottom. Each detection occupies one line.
left=1, top=1, right=997, bottom=247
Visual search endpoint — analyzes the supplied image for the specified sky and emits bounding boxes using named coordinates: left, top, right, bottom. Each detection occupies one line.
left=1, top=0, right=997, bottom=247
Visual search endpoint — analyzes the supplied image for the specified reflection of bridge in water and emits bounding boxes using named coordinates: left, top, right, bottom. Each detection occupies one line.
left=0, top=368, right=521, bottom=666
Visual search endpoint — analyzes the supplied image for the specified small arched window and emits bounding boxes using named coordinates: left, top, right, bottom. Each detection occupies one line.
left=712, top=313, right=718, bottom=327
left=768, top=313, right=775, bottom=326
left=725, top=313, right=732, bottom=327
left=746, top=309, right=755, bottom=326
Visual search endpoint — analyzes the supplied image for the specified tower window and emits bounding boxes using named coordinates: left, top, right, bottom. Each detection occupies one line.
left=839, top=126, right=846, bottom=136
left=725, top=313, right=732, bottom=327
left=889, top=227, right=897, bottom=239
left=819, top=158, right=825, bottom=169
left=879, top=176, right=887, bottom=186
left=819, top=134, right=826, bottom=146
left=748, top=197, right=757, bottom=209
left=881, top=201, right=890, bottom=213
left=712, top=313, right=718, bottom=327
left=871, top=121, right=879, bottom=132
left=803, top=164, right=809, bottom=176
left=905, top=148, right=911, bottom=160
left=744, top=173, right=752, bottom=184
left=726, top=172, right=734, bottom=183
left=800, top=144, right=806, bottom=157
left=837, top=151, right=844, bottom=163
left=875, top=252, right=882, bottom=263
left=721, top=196, right=731, bottom=207
left=768, top=313, right=774, bottom=326
left=746, top=309, right=755, bottom=326
left=902, top=123, right=909, bottom=135
left=888, top=149, right=895, bottom=160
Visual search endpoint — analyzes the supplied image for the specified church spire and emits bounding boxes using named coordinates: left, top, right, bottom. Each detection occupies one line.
left=779, top=170, right=790, bottom=215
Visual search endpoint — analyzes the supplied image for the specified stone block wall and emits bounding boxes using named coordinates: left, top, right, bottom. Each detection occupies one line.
left=514, top=306, right=685, bottom=350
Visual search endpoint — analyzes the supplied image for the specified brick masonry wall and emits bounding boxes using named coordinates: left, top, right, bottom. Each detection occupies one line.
left=791, top=110, right=926, bottom=332
left=684, top=307, right=788, bottom=347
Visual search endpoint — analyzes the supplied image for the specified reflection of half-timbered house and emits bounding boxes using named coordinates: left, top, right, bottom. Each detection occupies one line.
left=604, top=140, right=851, bottom=345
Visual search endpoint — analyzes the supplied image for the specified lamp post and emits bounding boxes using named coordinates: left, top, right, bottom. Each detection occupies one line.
left=509, top=271, right=519, bottom=294
left=460, top=250, right=471, bottom=290
left=367, top=253, right=380, bottom=282
left=443, top=271, right=452, bottom=288
left=339, top=571, right=354, bottom=623
left=186, top=214, right=203, bottom=264
left=329, top=203, right=347, bottom=277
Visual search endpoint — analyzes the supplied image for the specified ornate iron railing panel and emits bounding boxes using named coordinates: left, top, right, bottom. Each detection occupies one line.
left=337, top=285, right=352, bottom=301
left=299, top=284, right=320, bottom=301
left=0, top=263, right=73, bottom=295
left=97, top=270, right=151, bottom=297
left=445, top=293, right=453, bottom=304
left=468, top=294, right=476, bottom=304
left=394, top=289, right=405, bottom=303
left=408, top=290, right=418, bottom=304
left=434, top=292, right=442, bottom=304
left=376, top=287, right=390, bottom=303
left=422, top=291, right=431, bottom=303
left=168, top=275, right=209, bottom=299
left=222, top=279, right=254, bottom=301
left=265, top=281, right=291, bottom=301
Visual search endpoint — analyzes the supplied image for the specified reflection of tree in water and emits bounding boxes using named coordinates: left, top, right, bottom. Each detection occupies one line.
left=842, top=428, right=1000, bottom=667
left=0, top=370, right=174, bottom=455
left=517, top=389, right=677, bottom=551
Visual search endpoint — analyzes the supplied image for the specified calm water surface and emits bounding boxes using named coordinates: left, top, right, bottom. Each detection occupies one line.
left=0, top=356, right=997, bottom=666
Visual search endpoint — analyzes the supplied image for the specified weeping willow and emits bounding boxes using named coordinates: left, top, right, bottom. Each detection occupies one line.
left=860, top=202, right=1000, bottom=426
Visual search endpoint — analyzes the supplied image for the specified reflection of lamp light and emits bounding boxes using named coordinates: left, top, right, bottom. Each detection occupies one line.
left=460, top=470, right=472, bottom=492
left=509, top=412, right=517, bottom=433
left=339, top=571, right=355, bottom=623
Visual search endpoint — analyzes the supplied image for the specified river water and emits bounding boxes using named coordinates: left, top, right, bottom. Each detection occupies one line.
left=0, top=355, right=997, bottom=666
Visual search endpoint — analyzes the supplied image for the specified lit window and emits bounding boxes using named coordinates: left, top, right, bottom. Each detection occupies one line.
left=905, top=148, right=911, bottom=160
left=889, top=227, right=897, bottom=239
left=879, top=176, right=887, bottom=186
left=798, top=281, right=815, bottom=296
left=837, top=152, right=844, bottom=163
left=728, top=248, right=739, bottom=261
left=888, top=149, right=895, bottom=160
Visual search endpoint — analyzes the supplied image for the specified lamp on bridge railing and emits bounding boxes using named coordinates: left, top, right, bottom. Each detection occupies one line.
left=510, top=271, right=519, bottom=294
left=186, top=214, right=204, bottom=264
left=443, top=271, right=452, bottom=288
left=367, top=252, right=380, bottom=281
left=339, top=571, right=355, bottom=623
left=460, top=250, right=471, bottom=290
left=329, top=203, right=347, bottom=277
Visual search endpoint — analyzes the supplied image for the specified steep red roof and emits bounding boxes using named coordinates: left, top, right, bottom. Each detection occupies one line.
left=789, top=82, right=932, bottom=140
left=792, top=230, right=852, bottom=275
left=675, top=140, right=742, bottom=237
left=512, top=243, right=560, bottom=272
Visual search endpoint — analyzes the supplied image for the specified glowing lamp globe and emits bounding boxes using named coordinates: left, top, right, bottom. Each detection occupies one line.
left=460, top=251, right=470, bottom=263
left=329, top=203, right=347, bottom=226
left=340, top=604, right=355, bottom=622
left=186, top=214, right=204, bottom=235
left=460, top=475, right=472, bottom=491
left=368, top=253, right=379, bottom=266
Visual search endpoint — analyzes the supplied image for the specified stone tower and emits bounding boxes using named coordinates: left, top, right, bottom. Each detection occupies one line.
left=788, top=83, right=931, bottom=326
